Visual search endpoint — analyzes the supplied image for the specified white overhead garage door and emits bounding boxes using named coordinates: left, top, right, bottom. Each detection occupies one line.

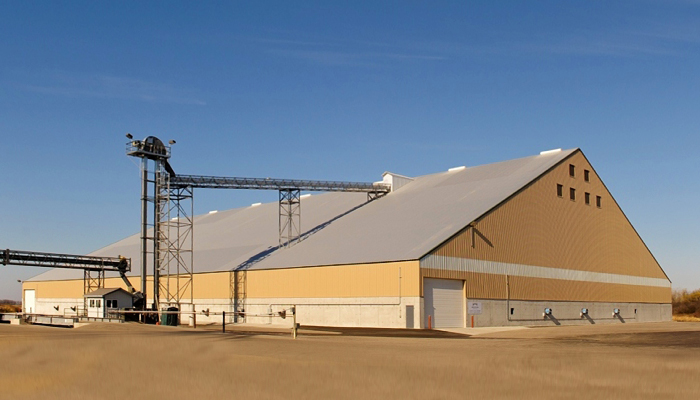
left=424, top=278, right=464, bottom=328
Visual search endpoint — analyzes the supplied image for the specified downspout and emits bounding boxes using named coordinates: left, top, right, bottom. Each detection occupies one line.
left=398, top=266, right=402, bottom=319
left=506, top=274, right=511, bottom=322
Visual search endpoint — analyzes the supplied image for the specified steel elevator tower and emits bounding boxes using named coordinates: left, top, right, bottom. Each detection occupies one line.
left=126, top=136, right=193, bottom=314
left=126, top=134, right=391, bottom=319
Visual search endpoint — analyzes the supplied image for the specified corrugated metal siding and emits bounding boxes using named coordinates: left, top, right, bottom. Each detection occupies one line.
left=421, top=268, right=505, bottom=299
left=508, top=275, right=670, bottom=303
left=22, top=277, right=142, bottom=299
left=24, top=261, right=422, bottom=300
left=246, top=261, right=420, bottom=299
left=424, top=151, right=670, bottom=303
left=422, top=255, right=670, bottom=288
left=431, top=152, right=666, bottom=279
left=421, top=268, right=670, bottom=303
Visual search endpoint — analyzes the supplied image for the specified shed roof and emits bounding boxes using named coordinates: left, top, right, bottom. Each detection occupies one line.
left=30, top=148, right=577, bottom=282
left=84, top=288, right=131, bottom=297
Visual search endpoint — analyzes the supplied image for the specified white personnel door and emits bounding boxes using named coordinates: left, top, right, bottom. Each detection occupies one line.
left=424, top=278, right=464, bottom=328
left=87, top=298, right=103, bottom=318
left=23, top=289, right=36, bottom=314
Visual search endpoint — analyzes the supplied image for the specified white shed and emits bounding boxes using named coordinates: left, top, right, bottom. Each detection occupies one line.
left=84, top=288, right=133, bottom=318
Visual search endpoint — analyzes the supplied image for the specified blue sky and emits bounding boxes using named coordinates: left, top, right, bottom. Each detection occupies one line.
left=1, top=1, right=699, bottom=300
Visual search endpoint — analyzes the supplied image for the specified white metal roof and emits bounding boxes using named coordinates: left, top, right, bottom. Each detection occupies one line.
left=29, top=148, right=577, bottom=281
left=84, top=287, right=131, bottom=297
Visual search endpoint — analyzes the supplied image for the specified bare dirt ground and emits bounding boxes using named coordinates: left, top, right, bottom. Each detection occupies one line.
left=1, top=321, right=700, bottom=400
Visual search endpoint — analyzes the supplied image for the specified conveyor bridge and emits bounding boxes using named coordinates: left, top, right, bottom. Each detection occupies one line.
left=2, top=248, right=140, bottom=310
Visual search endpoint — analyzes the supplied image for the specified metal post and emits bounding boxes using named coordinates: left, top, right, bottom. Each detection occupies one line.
left=279, top=189, right=301, bottom=247
left=153, top=168, right=160, bottom=313
left=292, top=306, right=297, bottom=339
left=222, top=311, right=226, bottom=333
left=140, top=158, right=148, bottom=317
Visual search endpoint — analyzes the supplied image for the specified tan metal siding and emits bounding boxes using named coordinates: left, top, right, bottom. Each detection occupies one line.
left=24, top=261, right=421, bottom=300
left=22, top=277, right=146, bottom=299
left=508, top=275, right=670, bottom=303
left=421, top=268, right=505, bottom=299
left=421, top=268, right=670, bottom=303
left=246, top=261, right=420, bottom=299
left=432, top=151, right=667, bottom=279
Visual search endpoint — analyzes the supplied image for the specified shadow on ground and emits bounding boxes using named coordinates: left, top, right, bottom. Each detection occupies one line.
left=186, top=324, right=470, bottom=340
left=560, top=331, right=700, bottom=348
left=295, top=326, right=469, bottom=339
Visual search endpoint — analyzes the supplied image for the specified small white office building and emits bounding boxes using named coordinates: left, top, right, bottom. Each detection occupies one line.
left=84, top=288, right=133, bottom=318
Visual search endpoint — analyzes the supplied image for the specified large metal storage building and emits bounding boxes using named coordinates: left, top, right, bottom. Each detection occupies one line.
left=23, top=148, right=671, bottom=328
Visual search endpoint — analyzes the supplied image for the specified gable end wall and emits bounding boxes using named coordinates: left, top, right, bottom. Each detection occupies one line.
left=422, top=150, right=670, bottom=304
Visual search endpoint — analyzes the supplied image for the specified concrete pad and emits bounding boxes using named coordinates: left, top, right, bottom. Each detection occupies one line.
left=438, top=326, right=529, bottom=336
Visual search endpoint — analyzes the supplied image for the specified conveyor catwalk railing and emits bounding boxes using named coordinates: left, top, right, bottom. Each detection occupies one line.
left=169, top=174, right=391, bottom=193
left=2, top=248, right=129, bottom=271
left=2, top=248, right=140, bottom=301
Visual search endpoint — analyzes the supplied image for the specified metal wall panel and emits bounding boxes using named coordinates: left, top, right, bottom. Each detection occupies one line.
left=23, top=277, right=150, bottom=301
left=422, top=255, right=670, bottom=288
left=245, top=261, right=420, bottom=299
left=23, top=261, right=421, bottom=301
left=424, top=151, right=670, bottom=304
left=421, top=268, right=670, bottom=303
left=508, top=275, right=670, bottom=303
left=421, top=268, right=505, bottom=299
left=430, top=151, right=667, bottom=280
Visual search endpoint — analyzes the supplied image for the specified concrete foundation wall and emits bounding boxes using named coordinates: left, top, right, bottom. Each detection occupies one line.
left=236, top=297, right=421, bottom=328
left=31, top=298, right=84, bottom=317
left=28, top=296, right=423, bottom=329
left=29, top=296, right=670, bottom=329
left=464, top=299, right=671, bottom=327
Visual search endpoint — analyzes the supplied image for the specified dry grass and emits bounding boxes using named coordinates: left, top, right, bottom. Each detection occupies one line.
left=0, top=304, right=21, bottom=313
left=672, top=289, right=700, bottom=317
left=673, top=314, right=700, bottom=322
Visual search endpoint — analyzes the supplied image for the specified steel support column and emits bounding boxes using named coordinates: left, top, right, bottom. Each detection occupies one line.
left=230, top=269, right=246, bottom=323
left=83, top=269, right=104, bottom=314
left=157, top=181, right=194, bottom=310
left=140, top=158, right=149, bottom=311
left=279, top=189, right=301, bottom=247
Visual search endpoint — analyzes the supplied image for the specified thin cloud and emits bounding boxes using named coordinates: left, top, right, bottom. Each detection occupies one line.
left=21, top=73, right=206, bottom=105
left=257, top=20, right=700, bottom=68
left=252, top=38, right=329, bottom=47
left=266, top=48, right=447, bottom=67
left=255, top=33, right=448, bottom=67
left=492, top=21, right=700, bottom=58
